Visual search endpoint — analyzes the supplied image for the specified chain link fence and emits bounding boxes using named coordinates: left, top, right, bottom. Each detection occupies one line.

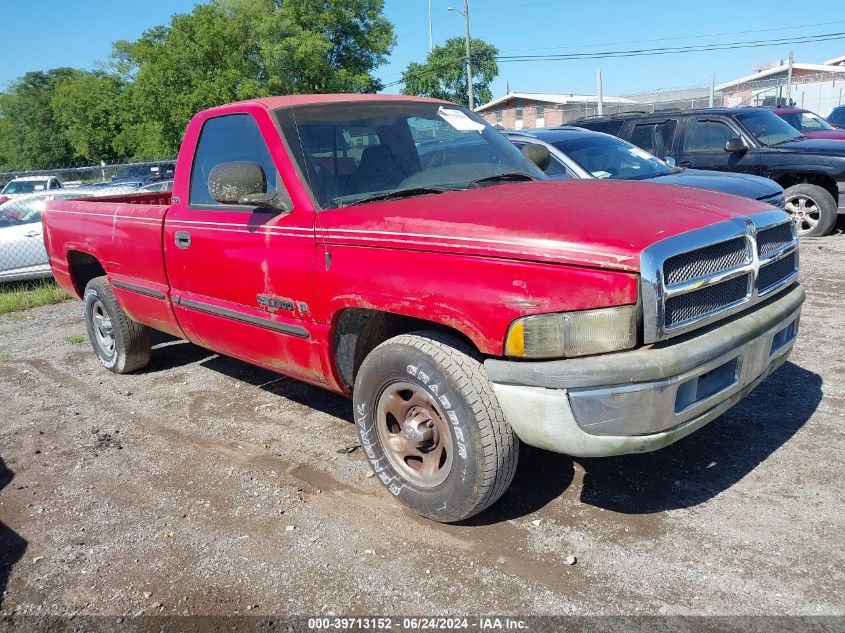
left=482, top=72, right=845, bottom=129
left=0, top=159, right=175, bottom=286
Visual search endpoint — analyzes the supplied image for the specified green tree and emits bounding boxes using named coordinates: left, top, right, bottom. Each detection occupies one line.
left=50, top=71, right=127, bottom=164
left=401, top=37, right=499, bottom=107
left=111, top=0, right=395, bottom=154
left=0, top=69, right=77, bottom=170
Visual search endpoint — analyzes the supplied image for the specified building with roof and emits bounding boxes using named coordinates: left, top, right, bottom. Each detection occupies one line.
left=716, top=56, right=845, bottom=113
left=474, top=92, right=635, bottom=129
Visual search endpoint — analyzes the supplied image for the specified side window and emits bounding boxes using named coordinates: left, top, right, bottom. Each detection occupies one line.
left=654, top=120, right=677, bottom=158
left=544, top=154, right=570, bottom=179
left=190, top=113, right=287, bottom=207
left=683, top=119, right=736, bottom=152
left=630, top=124, right=655, bottom=154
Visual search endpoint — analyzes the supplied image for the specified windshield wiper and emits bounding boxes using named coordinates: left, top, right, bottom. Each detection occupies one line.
left=343, top=187, right=451, bottom=207
left=465, top=172, right=537, bottom=188
left=770, top=137, right=802, bottom=146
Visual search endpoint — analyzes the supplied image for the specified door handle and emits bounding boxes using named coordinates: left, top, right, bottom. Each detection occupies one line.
left=678, top=161, right=693, bottom=167
left=174, top=231, right=191, bottom=249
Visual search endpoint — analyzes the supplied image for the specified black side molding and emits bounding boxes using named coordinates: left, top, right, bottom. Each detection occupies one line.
left=111, top=279, right=167, bottom=300
left=178, top=297, right=310, bottom=339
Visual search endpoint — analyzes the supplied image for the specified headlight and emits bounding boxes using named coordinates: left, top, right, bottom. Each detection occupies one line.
left=505, top=305, right=638, bottom=359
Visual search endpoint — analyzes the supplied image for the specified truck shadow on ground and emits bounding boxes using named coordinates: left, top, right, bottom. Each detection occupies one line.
left=142, top=335, right=822, bottom=523
left=0, top=456, right=27, bottom=608
left=467, top=361, right=822, bottom=524
left=573, top=361, right=822, bottom=515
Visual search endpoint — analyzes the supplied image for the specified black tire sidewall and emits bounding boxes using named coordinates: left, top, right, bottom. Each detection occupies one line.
left=84, top=284, right=121, bottom=370
left=353, top=343, right=485, bottom=522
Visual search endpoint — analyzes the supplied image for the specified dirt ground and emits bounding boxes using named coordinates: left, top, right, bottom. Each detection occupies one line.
left=0, top=235, right=843, bottom=619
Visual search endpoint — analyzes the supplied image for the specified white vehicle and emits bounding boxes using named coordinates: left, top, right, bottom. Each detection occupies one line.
left=0, top=191, right=86, bottom=282
left=138, top=180, right=173, bottom=193
left=0, top=176, right=63, bottom=202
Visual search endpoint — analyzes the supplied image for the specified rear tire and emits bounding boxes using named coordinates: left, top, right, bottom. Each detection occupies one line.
left=784, top=183, right=837, bottom=237
left=353, top=331, right=519, bottom=522
left=83, top=276, right=151, bottom=374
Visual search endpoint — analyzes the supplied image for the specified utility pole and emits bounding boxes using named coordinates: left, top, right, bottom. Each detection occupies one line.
left=449, top=1, right=474, bottom=109
left=596, top=69, right=603, bottom=116
left=709, top=72, right=715, bottom=108
left=428, top=0, right=433, bottom=52
left=785, top=50, right=794, bottom=106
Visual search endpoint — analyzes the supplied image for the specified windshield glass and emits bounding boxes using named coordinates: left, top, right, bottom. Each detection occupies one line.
left=1, top=180, right=46, bottom=195
left=275, top=101, right=545, bottom=208
left=551, top=134, right=672, bottom=180
left=779, top=111, right=834, bottom=132
left=735, top=111, right=803, bottom=146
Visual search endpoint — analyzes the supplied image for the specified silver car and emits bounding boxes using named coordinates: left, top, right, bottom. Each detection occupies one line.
left=0, top=192, right=90, bottom=282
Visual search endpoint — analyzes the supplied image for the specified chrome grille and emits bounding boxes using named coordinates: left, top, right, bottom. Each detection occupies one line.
left=759, top=251, right=798, bottom=292
left=640, top=211, right=799, bottom=344
left=757, top=223, right=795, bottom=258
left=665, top=275, right=750, bottom=327
left=663, top=238, right=750, bottom=285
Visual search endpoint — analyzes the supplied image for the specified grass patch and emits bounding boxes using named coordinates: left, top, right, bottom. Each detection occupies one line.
left=0, top=280, right=71, bottom=315
left=66, top=334, right=87, bottom=345
left=0, top=351, right=8, bottom=362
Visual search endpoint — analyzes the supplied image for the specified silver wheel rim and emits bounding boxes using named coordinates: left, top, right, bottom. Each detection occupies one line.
left=92, top=299, right=115, bottom=356
left=375, top=380, right=454, bottom=488
left=785, top=195, right=820, bottom=235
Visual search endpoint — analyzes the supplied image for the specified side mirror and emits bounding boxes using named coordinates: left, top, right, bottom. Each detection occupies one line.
left=208, top=161, right=289, bottom=212
left=521, top=143, right=551, bottom=171
left=664, top=156, right=677, bottom=167
left=725, top=138, right=748, bottom=153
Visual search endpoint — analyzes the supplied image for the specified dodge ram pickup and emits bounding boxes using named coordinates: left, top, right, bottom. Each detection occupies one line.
left=43, top=94, right=804, bottom=522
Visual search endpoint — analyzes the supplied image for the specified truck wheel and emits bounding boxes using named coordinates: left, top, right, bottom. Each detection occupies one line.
left=83, top=276, right=151, bottom=374
left=353, top=331, right=519, bottom=522
left=784, top=184, right=837, bottom=237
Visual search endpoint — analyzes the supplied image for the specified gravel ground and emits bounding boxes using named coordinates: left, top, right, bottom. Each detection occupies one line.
left=0, top=235, right=843, bottom=619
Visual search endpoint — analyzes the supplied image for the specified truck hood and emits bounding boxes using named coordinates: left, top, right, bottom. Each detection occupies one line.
left=801, top=129, right=845, bottom=141
left=319, top=180, right=772, bottom=273
left=773, top=138, right=845, bottom=156
left=653, top=169, right=781, bottom=200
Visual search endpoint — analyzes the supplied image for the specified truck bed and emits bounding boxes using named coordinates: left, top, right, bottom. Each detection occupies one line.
left=43, top=192, right=179, bottom=334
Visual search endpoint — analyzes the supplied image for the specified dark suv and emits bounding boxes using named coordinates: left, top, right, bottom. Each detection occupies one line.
left=575, top=108, right=845, bottom=236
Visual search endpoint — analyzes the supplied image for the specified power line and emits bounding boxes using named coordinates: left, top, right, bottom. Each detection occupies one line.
left=495, top=31, right=845, bottom=62
left=496, top=19, right=845, bottom=53
left=383, top=30, right=845, bottom=88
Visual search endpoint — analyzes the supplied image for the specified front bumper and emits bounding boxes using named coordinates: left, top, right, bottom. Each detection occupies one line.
left=485, top=283, right=804, bottom=457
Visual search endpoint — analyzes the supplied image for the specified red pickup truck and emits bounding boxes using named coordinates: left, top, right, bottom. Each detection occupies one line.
left=43, top=95, right=804, bottom=522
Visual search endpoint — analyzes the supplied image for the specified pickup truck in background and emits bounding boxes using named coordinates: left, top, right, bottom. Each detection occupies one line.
left=575, top=107, right=845, bottom=237
left=44, top=95, right=804, bottom=522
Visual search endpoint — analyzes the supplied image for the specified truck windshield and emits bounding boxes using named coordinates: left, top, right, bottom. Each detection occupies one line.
left=1, top=180, right=46, bottom=195
left=275, top=101, right=545, bottom=208
left=734, top=111, right=804, bottom=146
left=551, top=134, right=673, bottom=180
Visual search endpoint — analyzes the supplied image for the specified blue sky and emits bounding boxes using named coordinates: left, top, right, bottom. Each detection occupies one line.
left=2, top=0, right=845, bottom=101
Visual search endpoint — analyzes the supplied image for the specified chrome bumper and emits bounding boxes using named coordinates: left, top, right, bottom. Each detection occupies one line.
left=485, top=283, right=804, bottom=457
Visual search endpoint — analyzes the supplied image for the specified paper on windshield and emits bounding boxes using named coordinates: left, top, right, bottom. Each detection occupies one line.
left=438, top=107, right=485, bottom=132
left=628, top=147, right=653, bottom=161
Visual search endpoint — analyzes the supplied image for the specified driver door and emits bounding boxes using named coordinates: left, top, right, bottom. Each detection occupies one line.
left=164, top=111, right=323, bottom=382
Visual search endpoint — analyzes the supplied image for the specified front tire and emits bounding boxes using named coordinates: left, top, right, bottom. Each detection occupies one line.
left=353, top=331, right=519, bottom=522
left=83, top=276, right=151, bottom=374
left=784, top=183, right=838, bottom=237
